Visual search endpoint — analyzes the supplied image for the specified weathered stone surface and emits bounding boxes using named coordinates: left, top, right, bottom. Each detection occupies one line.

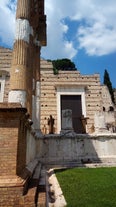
left=94, top=112, right=107, bottom=133
left=36, top=134, right=116, bottom=167
left=61, top=109, right=73, bottom=131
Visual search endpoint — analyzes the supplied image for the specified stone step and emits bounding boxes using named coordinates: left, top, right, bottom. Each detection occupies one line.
left=37, top=167, right=47, bottom=206
left=22, top=163, right=47, bottom=206
left=39, top=167, right=46, bottom=186
left=32, top=162, right=42, bottom=180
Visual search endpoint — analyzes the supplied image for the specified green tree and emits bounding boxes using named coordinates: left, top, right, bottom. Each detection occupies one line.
left=103, top=69, right=114, bottom=103
left=48, top=58, right=77, bottom=74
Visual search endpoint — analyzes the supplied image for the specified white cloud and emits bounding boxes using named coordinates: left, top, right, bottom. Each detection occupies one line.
left=75, top=0, right=116, bottom=56
left=42, top=0, right=77, bottom=60
left=0, top=0, right=16, bottom=47
left=1, top=0, right=116, bottom=58
left=42, top=0, right=116, bottom=59
left=78, top=23, right=116, bottom=56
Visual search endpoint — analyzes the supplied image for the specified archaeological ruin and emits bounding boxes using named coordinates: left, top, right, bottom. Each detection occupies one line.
left=0, top=0, right=116, bottom=206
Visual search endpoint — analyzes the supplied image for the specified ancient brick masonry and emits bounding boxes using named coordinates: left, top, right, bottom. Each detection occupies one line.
left=0, top=103, right=27, bottom=206
left=40, top=60, right=102, bottom=133
left=0, top=0, right=46, bottom=206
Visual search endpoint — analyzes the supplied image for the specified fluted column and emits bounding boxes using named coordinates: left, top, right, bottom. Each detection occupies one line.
left=16, top=0, right=30, bottom=19
left=10, top=40, right=28, bottom=89
left=8, top=0, right=32, bottom=112
left=9, top=0, right=46, bottom=122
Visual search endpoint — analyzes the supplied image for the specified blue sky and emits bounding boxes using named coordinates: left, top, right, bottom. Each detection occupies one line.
left=0, top=0, right=116, bottom=88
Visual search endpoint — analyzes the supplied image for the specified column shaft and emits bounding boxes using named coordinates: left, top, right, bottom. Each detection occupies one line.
left=16, top=0, right=30, bottom=19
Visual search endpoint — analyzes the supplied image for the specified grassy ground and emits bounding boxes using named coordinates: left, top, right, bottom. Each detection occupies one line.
left=55, top=167, right=116, bottom=207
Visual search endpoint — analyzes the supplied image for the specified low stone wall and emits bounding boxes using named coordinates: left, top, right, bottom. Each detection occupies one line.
left=36, top=133, right=116, bottom=167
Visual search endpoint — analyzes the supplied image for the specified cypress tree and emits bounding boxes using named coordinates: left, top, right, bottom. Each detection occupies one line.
left=103, top=69, right=114, bottom=103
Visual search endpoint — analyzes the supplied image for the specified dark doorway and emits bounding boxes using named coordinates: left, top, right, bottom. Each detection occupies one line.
left=61, top=95, right=84, bottom=133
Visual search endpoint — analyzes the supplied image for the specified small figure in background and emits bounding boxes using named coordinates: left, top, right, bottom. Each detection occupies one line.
left=48, top=115, right=54, bottom=134
left=42, top=124, right=47, bottom=135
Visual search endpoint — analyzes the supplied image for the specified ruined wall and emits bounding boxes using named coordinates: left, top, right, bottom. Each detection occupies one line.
left=101, top=85, right=114, bottom=111
left=40, top=59, right=102, bottom=133
left=1, top=48, right=115, bottom=133
left=101, top=85, right=116, bottom=130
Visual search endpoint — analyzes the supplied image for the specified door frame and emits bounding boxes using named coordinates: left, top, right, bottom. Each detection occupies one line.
left=56, top=86, right=86, bottom=133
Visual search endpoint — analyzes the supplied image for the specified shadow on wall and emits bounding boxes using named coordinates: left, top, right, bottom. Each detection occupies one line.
left=36, top=133, right=116, bottom=168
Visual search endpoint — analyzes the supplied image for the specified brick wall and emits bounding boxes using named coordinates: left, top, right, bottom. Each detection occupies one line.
left=40, top=59, right=102, bottom=133
left=0, top=186, right=24, bottom=207
left=0, top=47, right=12, bottom=73
left=0, top=104, right=34, bottom=207
left=0, top=104, right=27, bottom=176
left=0, top=111, right=19, bottom=176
